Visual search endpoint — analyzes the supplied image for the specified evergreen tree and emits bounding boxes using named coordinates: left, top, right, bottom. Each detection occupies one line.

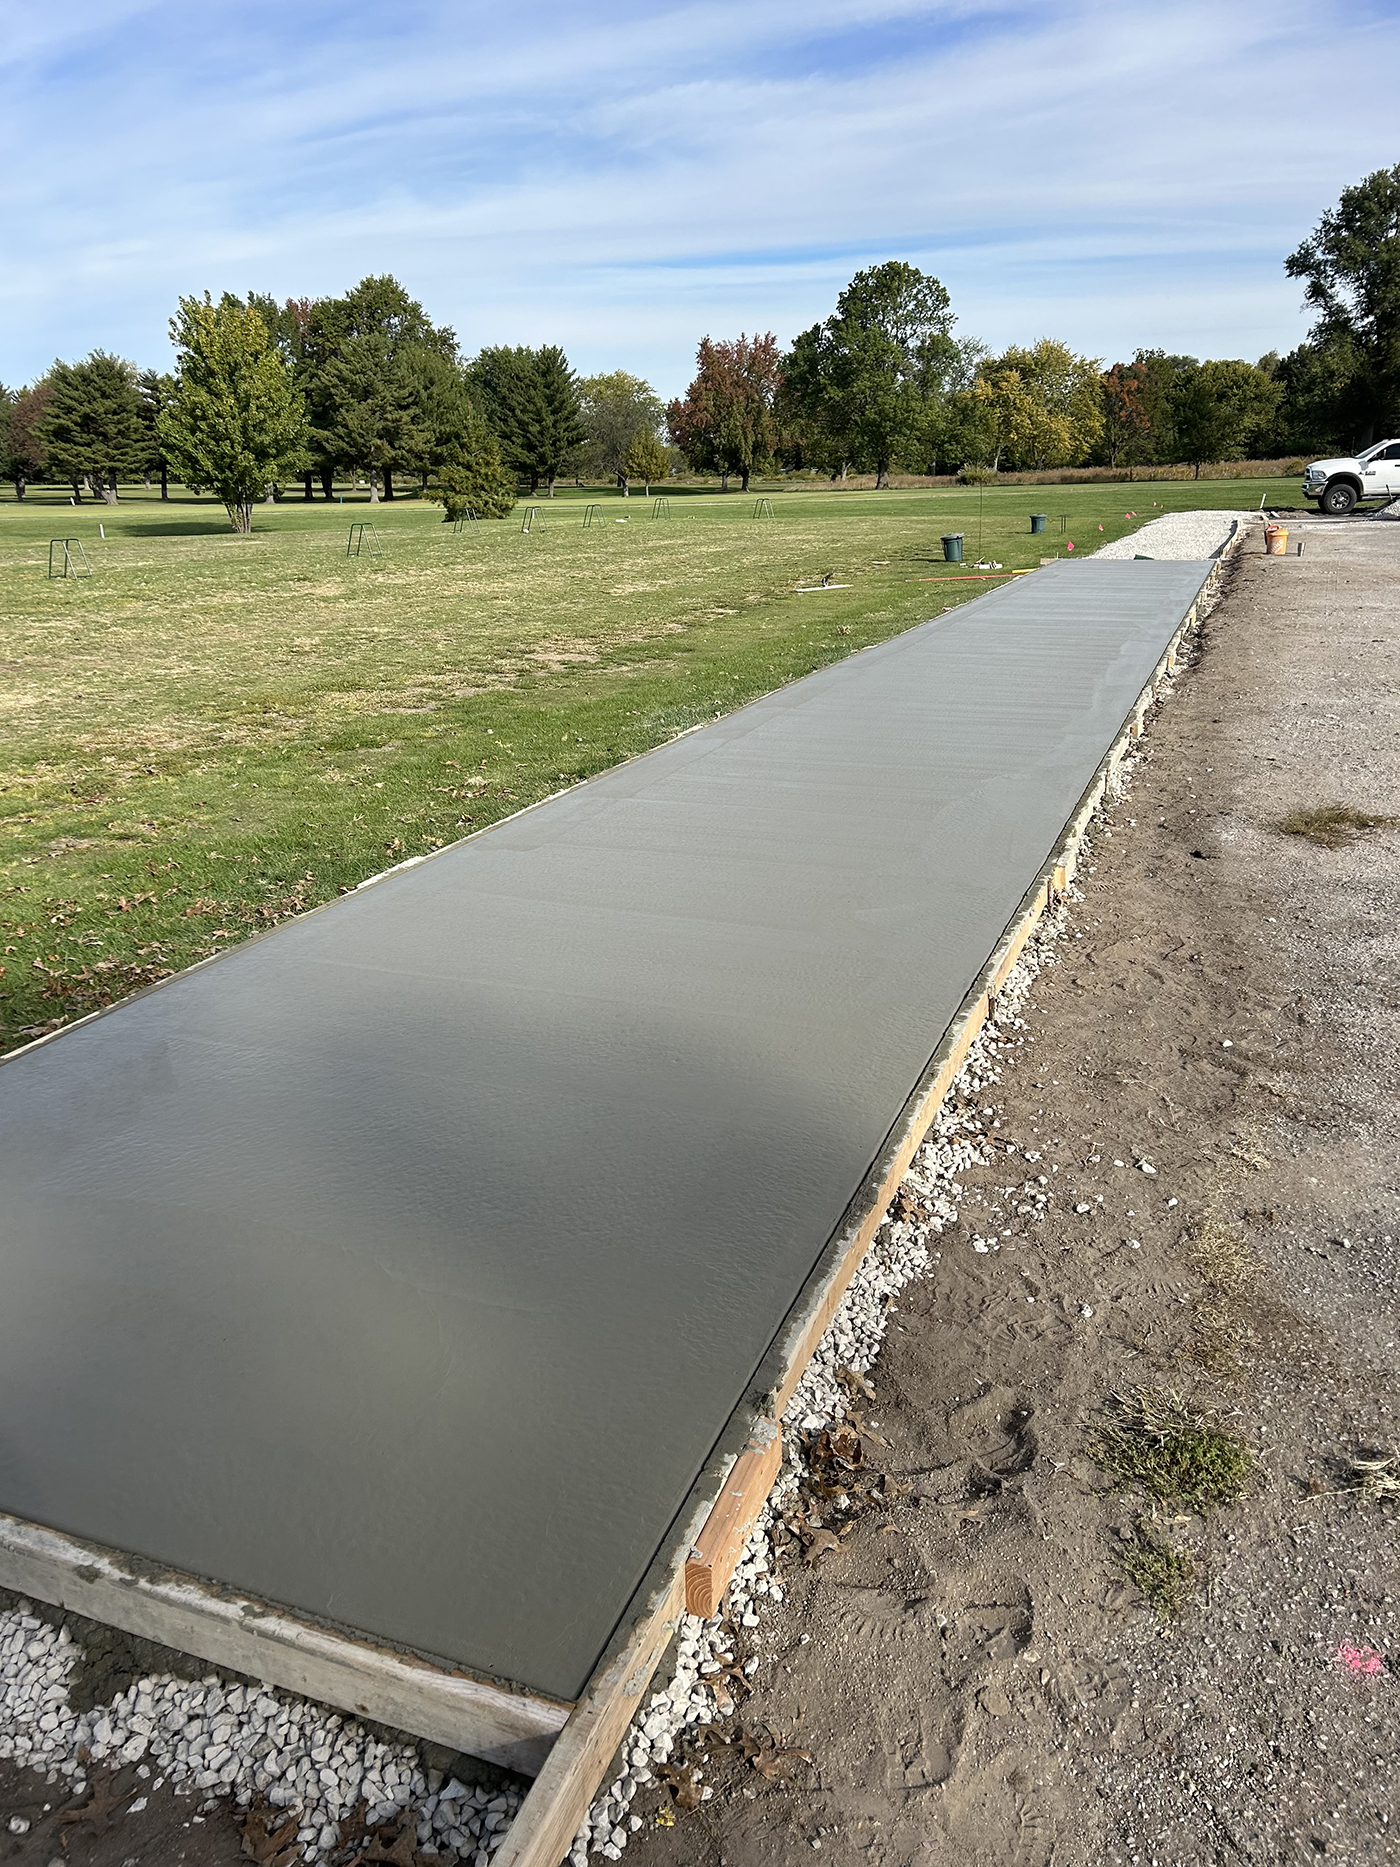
left=160, top=294, right=308, bottom=534
left=137, top=369, right=176, bottom=498
left=470, top=346, right=587, bottom=495
left=39, top=352, right=146, bottom=502
left=425, top=387, right=516, bottom=520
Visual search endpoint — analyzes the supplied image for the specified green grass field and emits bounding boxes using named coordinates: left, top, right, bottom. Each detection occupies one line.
left=0, top=474, right=1295, bottom=1051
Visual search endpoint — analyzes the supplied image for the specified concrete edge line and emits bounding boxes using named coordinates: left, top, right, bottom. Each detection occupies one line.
left=493, top=536, right=1244, bottom=1867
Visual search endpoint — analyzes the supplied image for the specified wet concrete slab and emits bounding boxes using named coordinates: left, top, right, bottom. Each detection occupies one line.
left=0, top=559, right=1212, bottom=1704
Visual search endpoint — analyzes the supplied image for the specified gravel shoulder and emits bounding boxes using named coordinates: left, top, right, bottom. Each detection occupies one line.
left=1092, top=507, right=1242, bottom=560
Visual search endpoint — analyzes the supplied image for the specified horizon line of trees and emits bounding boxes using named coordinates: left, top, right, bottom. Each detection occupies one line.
left=3, top=166, right=1395, bottom=528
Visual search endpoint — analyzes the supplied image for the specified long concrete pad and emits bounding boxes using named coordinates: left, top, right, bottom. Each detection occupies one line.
left=0, top=558, right=1213, bottom=1710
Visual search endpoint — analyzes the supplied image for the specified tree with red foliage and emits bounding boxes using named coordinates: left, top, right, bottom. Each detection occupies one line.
left=667, top=333, right=781, bottom=492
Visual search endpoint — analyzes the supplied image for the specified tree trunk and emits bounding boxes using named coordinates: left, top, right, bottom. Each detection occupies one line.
left=620, top=475, right=629, bottom=497
left=72, top=479, right=83, bottom=502
left=839, top=463, right=848, bottom=481
left=720, top=471, right=729, bottom=491
left=101, top=478, right=119, bottom=505
left=14, top=477, right=25, bottom=500
left=547, top=474, right=556, bottom=499
left=160, top=463, right=168, bottom=500
left=230, top=500, right=253, bottom=534
left=1193, top=461, right=1201, bottom=480
left=264, top=484, right=276, bottom=503
left=383, top=469, right=395, bottom=500
left=144, top=471, right=151, bottom=490
left=529, top=469, right=540, bottom=495
left=740, top=465, right=751, bottom=492
left=875, top=459, right=889, bottom=489
left=303, top=473, right=314, bottom=501
left=320, top=466, right=334, bottom=500
left=369, top=470, right=380, bottom=502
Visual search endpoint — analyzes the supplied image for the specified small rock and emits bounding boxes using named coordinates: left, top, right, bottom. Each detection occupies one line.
left=8, top=1818, right=31, bottom=1836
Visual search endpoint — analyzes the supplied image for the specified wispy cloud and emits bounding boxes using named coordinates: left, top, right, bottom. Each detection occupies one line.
left=2, top=0, right=1395, bottom=392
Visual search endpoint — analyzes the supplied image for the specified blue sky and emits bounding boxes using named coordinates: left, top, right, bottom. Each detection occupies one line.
left=2, top=0, right=1396, bottom=397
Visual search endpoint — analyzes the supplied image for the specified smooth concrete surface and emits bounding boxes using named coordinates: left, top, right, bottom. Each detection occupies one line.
left=0, top=559, right=1211, bottom=1703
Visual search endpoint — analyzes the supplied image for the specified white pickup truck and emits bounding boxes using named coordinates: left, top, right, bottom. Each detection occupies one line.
left=1301, top=439, right=1400, bottom=513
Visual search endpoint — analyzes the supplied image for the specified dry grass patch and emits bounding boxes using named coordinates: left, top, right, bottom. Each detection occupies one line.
left=1277, top=802, right=1397, bottom=848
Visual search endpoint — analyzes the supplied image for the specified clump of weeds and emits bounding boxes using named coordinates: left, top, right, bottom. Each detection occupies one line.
left=1117, top=1519, right=1195, bottom=1620
left=1092, top=1387, right=1252, bottom=1513
left=1277, top=802, right=1396, bottom=849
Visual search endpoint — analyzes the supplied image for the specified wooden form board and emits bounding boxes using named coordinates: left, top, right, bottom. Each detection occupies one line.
left=0, top=1512, right=569, bottom=1777
left=496, top=538, right=1241, bottom=1866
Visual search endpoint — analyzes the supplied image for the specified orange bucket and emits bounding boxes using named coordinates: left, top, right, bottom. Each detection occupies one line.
left=1265, top=524, right=1288, bottom=555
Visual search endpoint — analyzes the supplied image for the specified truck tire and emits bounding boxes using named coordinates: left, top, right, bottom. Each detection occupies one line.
left=1320, top=480, right=1358, bottom=515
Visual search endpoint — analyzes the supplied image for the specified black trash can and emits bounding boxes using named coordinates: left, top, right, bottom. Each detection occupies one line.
left=1030, top=513, right=1047, bottom=534
left=941, top=534, right=964, bottom=563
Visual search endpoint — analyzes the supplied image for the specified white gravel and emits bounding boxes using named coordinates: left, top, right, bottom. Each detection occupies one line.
left=1092, top=508, right=1242, bottom=561
left=0, top=1617, right=522, bottom=1862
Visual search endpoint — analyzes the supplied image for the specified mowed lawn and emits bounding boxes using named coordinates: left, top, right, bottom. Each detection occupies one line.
left=0, top=475, right=1295, bottom=1051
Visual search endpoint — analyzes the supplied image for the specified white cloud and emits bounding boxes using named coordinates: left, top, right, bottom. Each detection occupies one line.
left=1, top=0, right=1395, bottom=392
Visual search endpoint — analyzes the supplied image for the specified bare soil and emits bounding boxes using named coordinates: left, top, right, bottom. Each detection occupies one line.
left=615, top=515, right=1400, bottom=1866
left=4, top=516, right=1396, bottom=1867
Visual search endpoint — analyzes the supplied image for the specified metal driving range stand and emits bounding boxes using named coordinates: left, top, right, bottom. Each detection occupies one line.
left=47, top=539, right=92, bottom=579
left=346, top=523, right=383, bottom=558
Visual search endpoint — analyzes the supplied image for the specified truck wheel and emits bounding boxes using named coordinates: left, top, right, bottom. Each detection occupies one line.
left=1320, top=480, right=1358, bottom=515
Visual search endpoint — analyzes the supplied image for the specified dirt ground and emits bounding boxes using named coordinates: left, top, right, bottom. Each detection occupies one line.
left=615, top=515, right=1399, bottom=1867
left=4, top=515, right=1397, bottom=1867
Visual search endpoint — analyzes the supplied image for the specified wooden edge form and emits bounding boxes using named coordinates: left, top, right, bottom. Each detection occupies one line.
left=0, top=1513, right=569, bottom=1777
left=492, top=1571, right=687, bottom=1867
left=684, top=1421, right=783, bottom=1617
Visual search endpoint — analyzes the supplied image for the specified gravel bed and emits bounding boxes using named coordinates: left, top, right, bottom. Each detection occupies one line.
left=1092, top=508, right=1241, bottom=561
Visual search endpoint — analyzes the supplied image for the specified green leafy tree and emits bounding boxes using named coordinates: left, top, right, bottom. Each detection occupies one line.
left=39, top=352, right=146, bottom=502
left=667, top=334, right=781, bottom=492
left=1287, top=165, right=1400, bottom=447
left=971, top=340, right=1103, bottom=471
left=160, top=294, right=309, bottom=534
left=1272, top=334, right=1369, bottom=454
left=471, top=346, right=587, bottom=496
left=780, top=263, right=957, bottom=485
left=1169, top=358, right=1281, bottom=477
left=625, top=430, right=670, bottom=495
left=579, top=372, right=666, bottom=495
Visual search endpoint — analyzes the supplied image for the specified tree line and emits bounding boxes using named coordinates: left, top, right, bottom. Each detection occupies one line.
left=0, top=277, right=672, bottom=532
left=3, top=167, right=1395, bottom=529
